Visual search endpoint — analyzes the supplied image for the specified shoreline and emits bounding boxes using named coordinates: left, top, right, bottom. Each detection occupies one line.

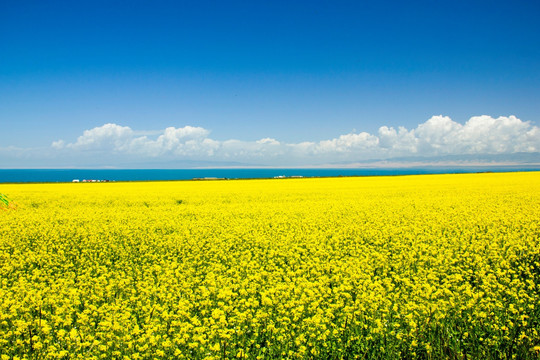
left=1, top=168, right=539, bottom=185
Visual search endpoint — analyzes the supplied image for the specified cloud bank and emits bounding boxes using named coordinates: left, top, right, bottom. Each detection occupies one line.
left=3, top=115, right=540, bottom=168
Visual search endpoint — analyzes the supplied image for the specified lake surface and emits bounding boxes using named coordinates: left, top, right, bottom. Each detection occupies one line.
left=1, top=167, right=539, bottom=183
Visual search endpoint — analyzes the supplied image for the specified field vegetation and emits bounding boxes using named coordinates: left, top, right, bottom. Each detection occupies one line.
left=0, top=172, right=539, bottom=359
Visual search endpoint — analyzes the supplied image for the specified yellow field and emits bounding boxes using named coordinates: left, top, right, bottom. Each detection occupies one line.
left=1, top=172, right=539, bottom=359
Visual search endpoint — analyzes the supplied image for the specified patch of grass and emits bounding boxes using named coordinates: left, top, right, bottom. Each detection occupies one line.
left=175, top=199, right=184, bottom=205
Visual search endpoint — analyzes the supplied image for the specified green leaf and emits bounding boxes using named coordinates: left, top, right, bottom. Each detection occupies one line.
left=0, top=193, right=9, bottom=207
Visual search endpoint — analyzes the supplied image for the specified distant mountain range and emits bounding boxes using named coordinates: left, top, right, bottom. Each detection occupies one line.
left=327, top=152, right=540, bottom=168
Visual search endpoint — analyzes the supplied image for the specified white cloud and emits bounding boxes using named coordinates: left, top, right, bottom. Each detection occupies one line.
left=66, top=123, right=134, bottom=151
left=127, top=126, right=212, bottom=157
left=51, top=140, right=65, bottom=149
left=30, top=114, right=540, bottom=166
left=412, top=115, right=539, bottom=155
left=377, top=126, right=417, bottom=153
left=316, top=132, right=379, bottom=153
left=257, top=138, right=280, bottom=146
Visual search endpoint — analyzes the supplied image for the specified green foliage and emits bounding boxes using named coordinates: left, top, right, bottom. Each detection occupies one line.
left=0, top=193, right=9, bottom=207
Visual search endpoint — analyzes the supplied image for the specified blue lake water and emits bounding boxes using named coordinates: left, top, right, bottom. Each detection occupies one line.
left=0, top=167, right=538, bottom=183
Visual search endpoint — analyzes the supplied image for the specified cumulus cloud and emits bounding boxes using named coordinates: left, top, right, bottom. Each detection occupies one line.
left=413, top=115, right=537, bottom=155
left=65, top=123, right=134, bottom=151
left=40, top=115, right=540, bottom=166
left=257, top=138, right=280, bottom=146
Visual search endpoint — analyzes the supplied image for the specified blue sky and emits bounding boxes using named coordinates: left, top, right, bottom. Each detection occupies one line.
left=1, top=0, right=539, bottom=167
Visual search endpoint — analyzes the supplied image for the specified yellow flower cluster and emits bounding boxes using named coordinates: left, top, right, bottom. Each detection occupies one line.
left=0, top=172, right=539, bottom=359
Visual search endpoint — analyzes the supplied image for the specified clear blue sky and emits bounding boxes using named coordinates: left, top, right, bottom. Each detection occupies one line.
left=1, top=0, right=539, bottom=167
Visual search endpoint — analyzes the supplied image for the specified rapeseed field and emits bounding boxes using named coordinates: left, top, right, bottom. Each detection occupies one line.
left=0, top=172, right=539, bottom=359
